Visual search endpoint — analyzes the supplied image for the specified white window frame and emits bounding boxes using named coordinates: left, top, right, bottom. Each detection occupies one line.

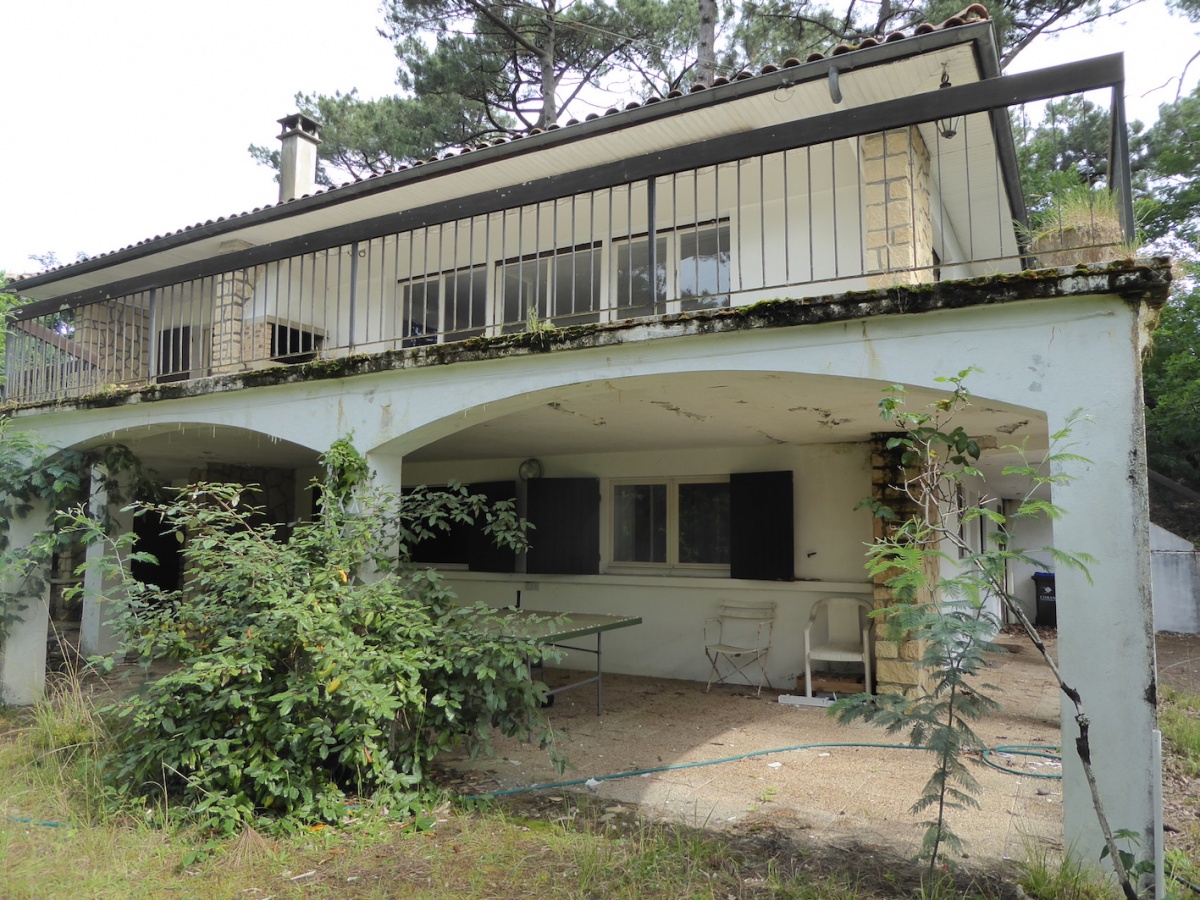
left=495, top=242, right=604, bottom=332
left=610, top=219, right=733, bottom=319
left=398, top=263, right=489, bottom=346
left=603, top=475, right=731, bottom=576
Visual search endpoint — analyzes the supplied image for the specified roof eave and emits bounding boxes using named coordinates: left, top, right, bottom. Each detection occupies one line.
left=8, top=21, right=998, bottom=301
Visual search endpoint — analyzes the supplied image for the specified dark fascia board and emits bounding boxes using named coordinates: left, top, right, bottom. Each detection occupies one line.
left=11, top=50, right=1124, bottom=321
left=10, top=22, right=998, bottom=300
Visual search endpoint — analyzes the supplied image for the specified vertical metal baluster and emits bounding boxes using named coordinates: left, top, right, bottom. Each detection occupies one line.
left=348, top=243, right=359, bottom=351
left=964, top=115, right=974, bottom=263
left=806, top=147, right=815, bottom=284
left=625, top=183, right=633, bottom=313
left=832, top=140, right=841, bottom=280
left=782, top=150, right=791, bottom=287
left=646, top=178, right=657, bottom=315
left=758, top=157, right=766, bottom=288
left=856, top=136, right=865, bottom=278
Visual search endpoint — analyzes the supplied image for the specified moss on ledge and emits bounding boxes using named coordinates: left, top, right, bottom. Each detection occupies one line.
left=8, top=258, right=1173, bottom=415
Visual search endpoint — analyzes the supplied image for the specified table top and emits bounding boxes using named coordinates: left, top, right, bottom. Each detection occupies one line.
left=491, top=608, right=643, bottom=643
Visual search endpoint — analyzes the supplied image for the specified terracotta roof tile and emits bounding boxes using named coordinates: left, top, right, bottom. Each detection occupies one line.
left=19, top=5, right=991, bottom=280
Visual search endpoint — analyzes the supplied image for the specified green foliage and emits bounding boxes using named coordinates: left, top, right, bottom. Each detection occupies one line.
left=0, top=420, right=156, bottom=646
left=728, top=0, right=1144, bottom=72
left=1144, top=264, right=1200, bottom=492
left=0, top=271, right=16, bottom=392
left=248, top=89, right=493, bottom=185
left=1160, top=686, right=1200, bottom=777
left=1018, top=844, right=1121, bottom=900
left=65, top=442, right=562, bottom=834
left=1140, top=85, right=1200, bottom=244
left=380, top=0, right=706, bottom=133
left=839, top=372, right=1101, bottom=884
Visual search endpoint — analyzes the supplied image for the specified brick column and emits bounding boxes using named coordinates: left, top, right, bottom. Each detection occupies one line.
left=72, top=300, right=149, bottom=386
left=862, top=128, right=935, bottom=289
left=209, top=241, right=257, bottom=375
left=869, top=434, right=937, bottom=696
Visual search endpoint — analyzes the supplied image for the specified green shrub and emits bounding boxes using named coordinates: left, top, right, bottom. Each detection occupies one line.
left=66, top=440, right=560, bottom=833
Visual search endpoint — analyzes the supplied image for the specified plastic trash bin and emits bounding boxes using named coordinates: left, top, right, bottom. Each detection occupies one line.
left=1032, top=572, right=1056, bottom=628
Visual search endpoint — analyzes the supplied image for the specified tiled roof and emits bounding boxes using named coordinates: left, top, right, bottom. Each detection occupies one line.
left=23, top=4, right=989, bottom=282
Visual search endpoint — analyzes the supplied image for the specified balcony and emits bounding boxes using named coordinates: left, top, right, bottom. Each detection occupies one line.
left=3, top=38, right=1133, bottom=407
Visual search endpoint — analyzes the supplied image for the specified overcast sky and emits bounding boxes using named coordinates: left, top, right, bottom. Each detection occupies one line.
left=1, top=0, right=1196, bottom=276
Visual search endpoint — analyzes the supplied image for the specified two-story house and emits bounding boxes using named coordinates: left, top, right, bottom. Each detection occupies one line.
left=0, top=7, right=1168, bottom=881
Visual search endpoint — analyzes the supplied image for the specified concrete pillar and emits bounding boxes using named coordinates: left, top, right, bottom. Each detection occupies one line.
left=862, top=128, right=935, bottom=289
left=79, top=465, right=125, bottom=660
left=1035, top=317, right=1160, bottom=885
left=0, top=496, right=51, bottom=705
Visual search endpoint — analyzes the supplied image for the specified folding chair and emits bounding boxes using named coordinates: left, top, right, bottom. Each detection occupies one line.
left=704, top=599, right=775, bottom=694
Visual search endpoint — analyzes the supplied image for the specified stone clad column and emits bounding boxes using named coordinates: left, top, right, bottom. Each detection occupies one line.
left=863, top=128, right=935, bottom=289
left=209, top=240, right=257, bottom=375
left=868, top=433, right=936, bottom=695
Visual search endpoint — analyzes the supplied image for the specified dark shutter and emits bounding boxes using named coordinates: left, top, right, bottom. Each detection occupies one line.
left=410, top=504, right=472, bottom=565
left=526, top=478, right=600, bottom=575
left=468, top=481, right=519, bottom=572
left=730, top=471, right=794, bottom=581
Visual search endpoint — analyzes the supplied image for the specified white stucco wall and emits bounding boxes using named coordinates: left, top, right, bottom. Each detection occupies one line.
left=1151, top=522, right=1200, bottom=634
left=406, top=442, right=875, bottom=685
left=6, top=286, right=1161, bottom=870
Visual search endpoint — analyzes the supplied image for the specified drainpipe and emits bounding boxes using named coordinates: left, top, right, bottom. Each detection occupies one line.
left=277, top=113, right=322, bottom=203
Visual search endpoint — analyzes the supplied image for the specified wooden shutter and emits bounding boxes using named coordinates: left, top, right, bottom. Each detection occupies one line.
left=468, top=481, right=519, bottom=572
left=730, top=471, right=794, bottom=581
left=526, top=478, right=600, bottom=575
left=410, top=490, right=472, bottom=565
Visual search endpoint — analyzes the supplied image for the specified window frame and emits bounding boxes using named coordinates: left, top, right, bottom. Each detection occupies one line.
left=398, top=263, right=489, bottom=347
left=610, top=218, right=733, bottom=319
left=604, top=475, right=731, bottom=576
left=496, top=241, right=604, bottom=332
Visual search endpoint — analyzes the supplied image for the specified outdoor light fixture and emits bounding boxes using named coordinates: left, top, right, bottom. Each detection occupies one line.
left=936, top=67, right=960, bottom=139
left=518, top=458, right=544, bottom=481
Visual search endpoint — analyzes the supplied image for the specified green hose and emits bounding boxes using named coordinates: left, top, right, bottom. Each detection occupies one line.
left=981, top=744, right=1063, bottom=779
left=464, top=740, right=1063, bottom=800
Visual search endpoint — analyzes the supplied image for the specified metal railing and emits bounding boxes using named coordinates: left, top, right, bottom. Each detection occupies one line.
left=4, top=99, right=1131, bottom=405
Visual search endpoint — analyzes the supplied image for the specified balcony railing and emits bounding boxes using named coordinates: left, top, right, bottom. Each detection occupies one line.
left=4, top=96, right=1132, bottom=405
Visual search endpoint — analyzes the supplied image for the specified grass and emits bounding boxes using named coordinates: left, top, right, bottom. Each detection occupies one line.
left=1161, top=687, right=1200, bottom=777
left=5, top=680, right=1198, bottom=899
left=0, top=681, right=854, bottom=899
left=1017, top=844, right=1120, bottom=900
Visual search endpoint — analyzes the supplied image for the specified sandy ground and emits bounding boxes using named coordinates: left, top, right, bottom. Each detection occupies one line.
left=440, top=634, right=1065, bottom=868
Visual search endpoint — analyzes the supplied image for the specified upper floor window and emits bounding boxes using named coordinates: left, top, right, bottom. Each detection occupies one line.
left=614, top=222, right=731, bottom=319
left=500, top=243, right=602, bottom=331
left=401, top=265, right=488, bottom=346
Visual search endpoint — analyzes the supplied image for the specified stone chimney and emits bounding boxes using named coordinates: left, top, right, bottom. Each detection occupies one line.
left=276, top=113, right=322, bottom=203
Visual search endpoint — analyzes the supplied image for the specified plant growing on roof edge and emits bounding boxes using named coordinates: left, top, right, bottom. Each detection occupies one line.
left=836, top=370, right=1146, bottom=898
left=62, top=437, right=562, bottom=833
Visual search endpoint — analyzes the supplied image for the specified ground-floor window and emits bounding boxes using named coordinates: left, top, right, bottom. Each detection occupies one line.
left=611, top=477, right=730, bottom=568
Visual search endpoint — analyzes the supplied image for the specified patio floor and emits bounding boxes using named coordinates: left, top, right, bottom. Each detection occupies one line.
left=440, top=634, right=1064, bottom=867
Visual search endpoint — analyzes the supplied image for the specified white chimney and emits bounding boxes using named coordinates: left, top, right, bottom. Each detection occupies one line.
left=276, top=113, right=322, bottom=203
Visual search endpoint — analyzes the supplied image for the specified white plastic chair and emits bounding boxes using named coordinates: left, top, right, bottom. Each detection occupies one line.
left=705, top=599, right=775, bottom=694
left=804, top=596, right=873, bottom=697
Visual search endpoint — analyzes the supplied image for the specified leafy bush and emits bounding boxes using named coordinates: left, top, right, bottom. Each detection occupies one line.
left=66, top=440, right=560, bottom=832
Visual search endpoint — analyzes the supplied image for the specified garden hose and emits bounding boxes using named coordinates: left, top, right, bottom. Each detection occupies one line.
left=464, top=739, right=1063, bottom=801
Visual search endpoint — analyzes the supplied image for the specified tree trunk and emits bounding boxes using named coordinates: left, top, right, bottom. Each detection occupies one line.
left=697, top=0, right=718, bottom=84
left=539, top=17, right=558, bottom=128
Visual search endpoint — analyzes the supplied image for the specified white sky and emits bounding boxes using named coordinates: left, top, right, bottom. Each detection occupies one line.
left=1, top=0, right=1196, bottom=276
